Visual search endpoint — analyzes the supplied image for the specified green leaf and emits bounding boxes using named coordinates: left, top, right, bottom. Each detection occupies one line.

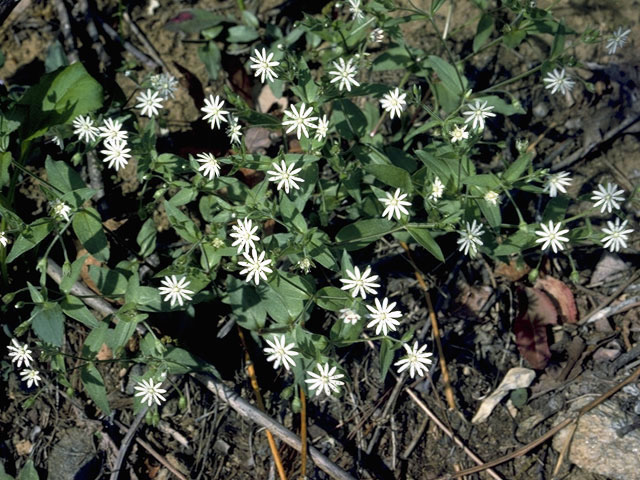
left=60, top=254, right=88, bottom=294
left=503, top=29, right=526, bottom=48
left=331, top=99, right=367, bottom=140
left=494, top=229, right=536, bottom=256
left=406, top=226, right=444, bottom=261
left=478, top=198, right=502, bottom=228
left=198, top=41, right=221, bottom=81
left=17, top=460, right=38, bottom=480
left=379, top=337, right=395, bottom=381
left=372, top=45, right=412, bottom=71
left=81, top=363, right=111, bottom=415
left=61, top=295, right=99, bottom=329
left=164, top=9, right=226, bottom=34
left=82, top=321, right=108, bottom=357
left=136, top=218, right=157, bottom=258
left=224, top=276, right=266, bottom=330
left=6, top=220, right=54, bottom=263
left=415, top=150, right=454, bottom=184
left=364, top=164, right=412, bottom=192
left=462, top=174, right=500, bottom=188
left=335, top=218, right=396, bottom=250
left=32, top=302, right=65, bottom=346
left=473, top=14, right=494, bottom=52
left=44, top=157, right=87, bottom=193
left=164, top=346, right=220, bottom=376
left=316, top=286, right=352, bottom=312
left=14, top=63, right=103, bottom=140
left=164, top=200, right=200, bottom=243
left=45, top=40, right=68, bottom=73
left=226, top=25, right=259, bottom=43
left=550, top=21, right=567, bottom=59
left=502, top=153, right=532, bottom=184
left=542, top=196, right=569, bottom=223
left=88, top=266, right=130, bottom=296
left=427, top=55, right=464, bottom=97
left=72, top=208, right=109, bottom=262
left=0, top=461, right=16, bottom=480
left=0, top=151, right=11, bottom=188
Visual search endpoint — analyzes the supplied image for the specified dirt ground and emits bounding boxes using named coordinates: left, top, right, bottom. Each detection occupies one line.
left=1, top=0, right=639, bottom=479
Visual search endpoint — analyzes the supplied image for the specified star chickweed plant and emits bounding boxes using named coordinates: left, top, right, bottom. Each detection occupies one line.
left=1, top=0, right=635, bottom=437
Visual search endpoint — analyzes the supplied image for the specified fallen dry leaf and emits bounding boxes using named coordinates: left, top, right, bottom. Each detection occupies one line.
left=535, top=275, right=578, bottom=324
left=494, top=258, right=531, bottom=281
left=514, top=287, right=558, bottom=369
left=96, top=343, right=113, bottom=361
left=472, top=367, right=536, bottom=423
left=257, top=83, right=288, bottom=113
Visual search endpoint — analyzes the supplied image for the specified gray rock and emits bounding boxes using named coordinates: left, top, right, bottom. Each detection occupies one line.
left=552, top=399, right=640, bottom=480
left=47, top=428, right=98, bottom=480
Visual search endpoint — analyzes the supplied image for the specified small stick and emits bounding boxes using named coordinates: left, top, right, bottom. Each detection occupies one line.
left=405, top=389, right=503, bottom=480
left=300, top=388, right=308, bottom=480
left=53, top=0, right=78, bottom=63
left=113, top=419, right=189, bottom=480
left=400, top=414, right=429, bottom=460
left=581, top=270, right=640, bottom=324
left=94, top=14, right=158, bottom=68
left=431, top=364, right=640, bottom=480
left=400, top=241, right=456, bottom=410
left=78, top=0, right=109, bottom=69
left=237, top=327, right=288, bottom=480
left=122, top=11, right=178, bottom=78
left=110, top=407, right=148, bottom=480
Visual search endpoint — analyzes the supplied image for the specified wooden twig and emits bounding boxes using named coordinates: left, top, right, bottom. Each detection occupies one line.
left=47, top=260, right=355, bottom=480
left=122, top=11, right=177, bottom=78
left=406, top=389, right=503, bottom=480
left=113, top=419, right=189, bottom=480
left=300, top=388, right=308, bottom=480
left=52, top=0, right=79, bottom=63
left=581, top=270, right=640, bottom=324
left=237, top=327, right=287, bottom=480
left=399, top=241, right=456, bottom=410
left=431, top=364, right=640, bottom=480
left=78, top=0, right=109, bottom=69
left=93, top=14, right=158, bottom=69
left=549, top=112, right=640, bottom=171
left=110, top=407, right=148, bottom=480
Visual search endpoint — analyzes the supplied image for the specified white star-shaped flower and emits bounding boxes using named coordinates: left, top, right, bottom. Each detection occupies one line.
left=98, top=118, right=128, bottom=142
left=282, top=103, right=318, bottom=140
left=135, top=89, right=164, bottom=117
left=315, top=115, right=330, bottom=141
left=535, top=220, right=570, bottom=253
left=249, top=48, right=280, bottom=83
left=238, top=249, right=273, bottom=285
left=267, top=160, right=304, bottom=194
left=340, top=266, right=380, bottom=299
left=20, top=369, right=41, bottom=388
left=450, top=124, right=469, bottom=143
left=329, top=57, right=360, bottom=92
left=305, top=362, right=345, bottom=397
left=347, top=0, right=365, bottom=21
left=230, top=217, right=260, bottom=254
left=457, top=220, right=484, bottom=257
left=263, top=335, right=298, bottom=371
left=226, top=116, right=242, bottom=145
left=50, top=199, right=72, bottom=222
left=339, top=308, right=361, bottom=325
left=158, top=275, right=194, bottom=307
left=462, top=100, right=496, bottom=131
left=606, top=27, right=631, bottom=55
left=591, top=183, right=625, bottom=213
left=370, top=27, right=385, bottom=43
left=0, top=231, right=9, bottom=248
left=100, top=138, right=131, bottom=171
left=544, top=171, right=572, bottom=197
left=543, top=68, right=575, bottom=95
left=366, top=297, right=402, bottom=336
left=150, top=72, right=179, bottom=99
left=73, top=115, right=99, bottom=143
left=380, top=88, right=407, bottom=119
left=429, top=177, right=445, bottom=201
left=7, top=338, right=33, bottom=368
left=484, top=190, right=500, bottom=205
left=601, top=218, right=633, bottom=252
left=134, top=378, right=167, bottom=407
left=201, top=94, right=229, bottom=130
left=378, top=188, right=411, bottom=220
left=195, top=152, right=221, bottom=180
left=394, top=341, right=433, bottom=379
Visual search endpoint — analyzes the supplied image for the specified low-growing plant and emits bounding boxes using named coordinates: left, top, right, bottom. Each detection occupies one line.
left=0, top=0, right=634, bottom=442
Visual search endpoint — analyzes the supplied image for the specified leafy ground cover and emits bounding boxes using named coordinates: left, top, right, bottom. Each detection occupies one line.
left=0, top=1, right=639, bottom=479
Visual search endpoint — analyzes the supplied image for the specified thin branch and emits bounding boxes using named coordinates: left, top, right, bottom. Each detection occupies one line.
left=110, top=407, right=148, bottom=480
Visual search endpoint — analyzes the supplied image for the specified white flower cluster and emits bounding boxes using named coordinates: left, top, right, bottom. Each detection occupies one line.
left=7, top=338, right=41, bottom=388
